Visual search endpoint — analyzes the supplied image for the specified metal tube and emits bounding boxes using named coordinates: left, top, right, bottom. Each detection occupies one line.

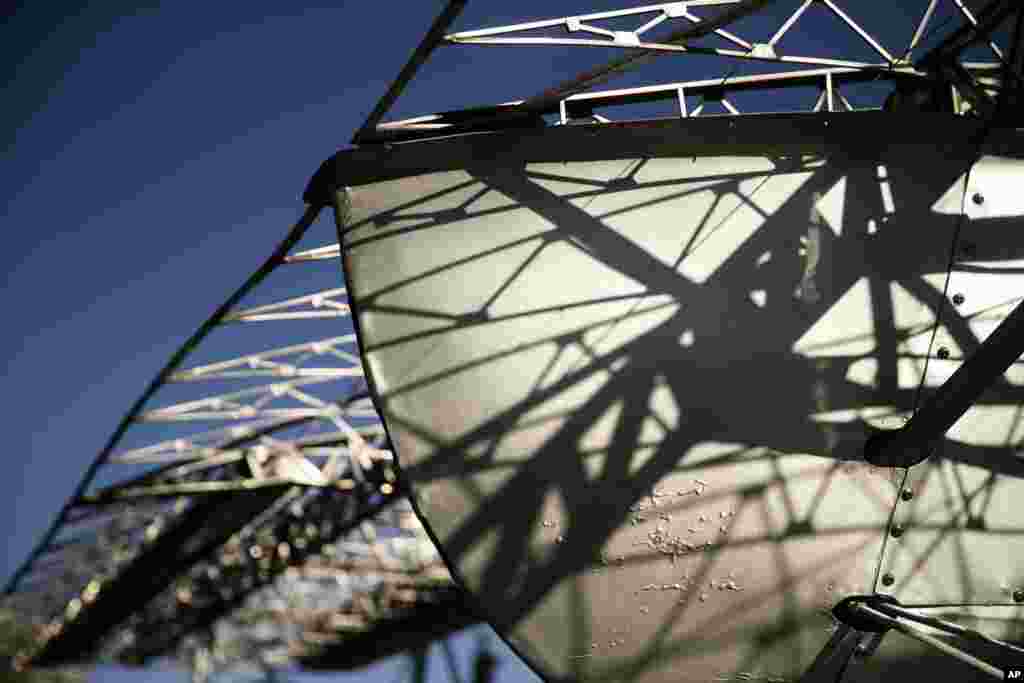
left=769, top=0, right=813, bottom=47
left=821, top=0, right=896, bottom=64
left=864, top=295, right=1024, bottom=467
left=906, top=0, right=940, bottom=57
left=917, top=0, right=1016, bottom=69
left=951, top=0, right=1005, bottom=61
left=996, top=6, right=1024, bottom=121
left=878, top=603, right=1024, bottom=656
left=351, top=0, right=469, bottom=145
left=855, top=604, right=1003, bottom=679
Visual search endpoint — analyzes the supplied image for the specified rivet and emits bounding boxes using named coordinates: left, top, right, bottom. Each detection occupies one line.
left=952, top=293, right=965, bottom=306
left=972, top=192, right=984, bottom=205
left=901, top=488, right=914, bottom=501
left=890, top=524, right=904, bottom=538
left=1014, top=589, right=1024, bottom=603
left=937, top=347, right=950, bottom=359
left=881, top=573, right=895, bottom=587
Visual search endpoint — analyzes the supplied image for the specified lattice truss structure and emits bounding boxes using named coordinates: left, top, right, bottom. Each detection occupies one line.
left=5, top=1, right=1024, bottom=681
left=0, top=208, right=464, bottom=678
left=366, top=0, right=1023, bottom=142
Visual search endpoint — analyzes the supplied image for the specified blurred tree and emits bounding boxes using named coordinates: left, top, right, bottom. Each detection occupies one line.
left=0, top=609, right=86, bottom=683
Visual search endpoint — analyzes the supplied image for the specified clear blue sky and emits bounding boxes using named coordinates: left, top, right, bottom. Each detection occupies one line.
left=1, top=1, right=976, bottom=681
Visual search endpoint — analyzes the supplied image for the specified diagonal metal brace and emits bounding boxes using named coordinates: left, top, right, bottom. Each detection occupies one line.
left=352, top=0, right=470, bottom=145
left=864, top=294, right=1024, bottom=468
left=917, top=0, right=1017, bottom=70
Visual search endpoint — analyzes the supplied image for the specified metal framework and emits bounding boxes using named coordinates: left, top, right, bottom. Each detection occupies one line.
left=5, top=1, right=1024, bottom=681
left=0, top=205, right=469, bottom=679
left=360, top=0, right=1023, bottom=144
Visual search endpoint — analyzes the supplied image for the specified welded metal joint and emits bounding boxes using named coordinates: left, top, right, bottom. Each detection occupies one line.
left=832, top=594, right=901, bottom=633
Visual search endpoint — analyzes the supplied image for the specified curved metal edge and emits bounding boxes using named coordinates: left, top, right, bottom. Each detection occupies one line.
left=328, top=185, right=565, bottom=683
left=304, top=112, right=989, bottom=205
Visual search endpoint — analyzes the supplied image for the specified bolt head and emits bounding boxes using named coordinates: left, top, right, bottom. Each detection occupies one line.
left=1014, top=589, right=1024, bottom=603
left=881, top=573, right=895, bottom=587
left=937, top=347, right=950, bottom=360
left=952, top=293, right=965, bottom=306
left=972, top=192, right=985, bottom=205
left=891, top=524, right=904, bottom=538
left=900, top=488, right=914, bottom=501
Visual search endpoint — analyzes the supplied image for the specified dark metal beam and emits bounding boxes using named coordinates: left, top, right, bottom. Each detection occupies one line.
left=29, top=480, right=287, bottom=666
left=864, top=295, right=1024, bottom=468
left=936, top=60, right=997, bottom=119
left=995, top=7, right=1024, bottom=120
left=912, top=0, right=1020, bottom=119
left=297, top=587, right=478, bottom=671
left=911, top=1, right=1024, bottom=121
left=913, top=0, right=1015, bottom=68
left=917, top=0, right=1016, bottom=69
left=118, top=485, right=403, bottom=665
left=351, top=1, right=470, bottom=145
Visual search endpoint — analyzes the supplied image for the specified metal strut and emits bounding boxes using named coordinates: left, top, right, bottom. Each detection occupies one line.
left=851, top=603, right=1007, bottom=679
left=864, top=271, right=1024, bottom=468
left=829, top=595, right=1024, bottom=680
left=351, top=0, right=470, bottom=145
left=865, top=2, right=1024, bottom=468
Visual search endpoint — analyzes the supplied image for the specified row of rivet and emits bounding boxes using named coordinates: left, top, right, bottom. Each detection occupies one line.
left=887, top=488, right=1024, bottom=601
left=882, top=189, right=1024, bottom=601
left=884, top=220, right=970, bottom=586
left=880, top=489, right=915, bottom=587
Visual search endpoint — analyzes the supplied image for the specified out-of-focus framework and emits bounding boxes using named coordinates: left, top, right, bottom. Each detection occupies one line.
left=0, top=205, right=482, bottom=680
left=4, top=1, right=1024, bottom=681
